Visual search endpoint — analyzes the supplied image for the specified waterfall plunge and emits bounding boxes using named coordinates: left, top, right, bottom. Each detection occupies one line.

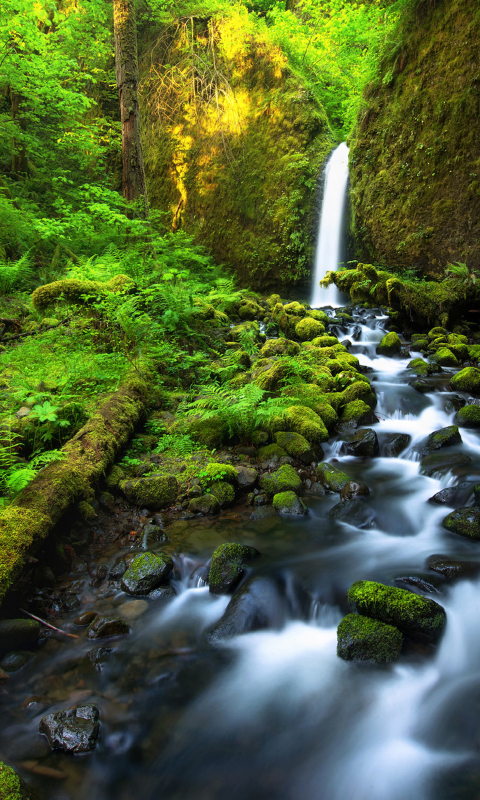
left=311, top=142, right=349, bottom=308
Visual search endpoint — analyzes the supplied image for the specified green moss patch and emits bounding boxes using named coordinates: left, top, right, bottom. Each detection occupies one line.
left=337, top=613, right=403, bottom=663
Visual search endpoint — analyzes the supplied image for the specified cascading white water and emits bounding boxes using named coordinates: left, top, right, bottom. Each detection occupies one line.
left=311, top=141, right=349, bottom=308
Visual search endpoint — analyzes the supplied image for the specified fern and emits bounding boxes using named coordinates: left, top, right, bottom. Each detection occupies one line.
left=154, top=433, right=197, bottom=457
left=0, top=252, right=33, bottom=294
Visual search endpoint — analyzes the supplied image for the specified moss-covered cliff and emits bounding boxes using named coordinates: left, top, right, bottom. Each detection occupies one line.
left=139, top=9, right=334, bottom=288
left=349, top=0, right=480, bottom=275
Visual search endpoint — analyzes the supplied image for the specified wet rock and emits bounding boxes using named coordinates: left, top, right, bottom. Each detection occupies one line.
left=315, top=462, right=350, bottom=493
left=340, top=428, right=379, bottom=457
left=340, top=481, right=370, bottom=501
left=253, top=493, right=268, bottom=506
left=141, top=523, right=167, bottom=549
left=234, top=465, right=258, bottom=488
left=272, top=491, right=308, bottom=515
left=208, top=543, right=261, bottom=594
left=337, top=613, right=403, bottom=663
left=443, top=507, right=480, bottom=540
left=427, top=558, right=480, bottom=580
left=420, top=452, right=471, bottom=476
left=120, top=474, right=178, bottom=509
left=34, top=565, right=55, bottom=589
left=419, top=425, right=462, bottom=455
left=86, top=647, right=113, bottom=671
left=381, top=432, right=411, bottom=457
left=149, top=585, right=176, bottom=600
left=109, top=558, right=127, bottom=580
left=71, top=558, right=88, bottom=573
left=444, top=394, right=466, bottom=413
left=428, top=482, right=473, bottom=506
left=259, top=464, right=302, bottom=495
left=118, top=599, right=149, bottom=621
left=336, top=400, right=378, bottom=430
left=329, top=499, right=375, bottom=528
left=432, top=347, right=458, bottom=367
left=454, top=404, right=480, bottom=428
left=310, top=482, right=326, bottom=496
left=39, top=705, right=100, bottom=753
left=249, top=506, right=279, bottom=521
left=394, top=576, right=440, bottom=594
left=409, top=379, right=437, bottom=394
left=0, top=651, right=35, bottom=672
left=376, top=332, right=402, bottom=356
left=121, top=551, right=173, bottom=595
left=205, top=577, right=286, bottom=641
left=407, top=358, right=440, bottom=377
left=86, top=616, right=130, bottom=639
left=348, top=580, right=446, bottom=644
left=210, top=480, right=236, bottom=508
left=274, top=431, right=322, bottom=465
left=188, top=494, right=221, bottom=515
left=235, top=446, right=257, bottom=458
left=450, top=367, right=480, bottom=395
left=74, top=611, right=98, bottom=627
left=0, top=620, right=39, bottom=656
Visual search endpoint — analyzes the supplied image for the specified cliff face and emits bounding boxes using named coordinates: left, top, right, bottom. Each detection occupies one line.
left=139, top=11, right=334, bottom=288
left=349, top=0, right=480, bottom=275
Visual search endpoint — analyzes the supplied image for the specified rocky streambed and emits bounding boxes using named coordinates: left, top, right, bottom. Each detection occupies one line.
left=3, top=305, right=480, bottom=799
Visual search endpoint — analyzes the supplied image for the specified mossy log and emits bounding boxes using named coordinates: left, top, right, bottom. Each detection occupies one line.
left=0, top=373, right=149, bottom=608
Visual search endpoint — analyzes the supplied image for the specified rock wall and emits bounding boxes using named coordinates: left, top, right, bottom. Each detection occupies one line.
left=139, top=11, right=334, bottom=288
left=349, top=0, right=480, bottom=275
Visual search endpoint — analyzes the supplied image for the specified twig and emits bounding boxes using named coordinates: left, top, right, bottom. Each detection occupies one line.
left=20, top=608, right=79, bottom=639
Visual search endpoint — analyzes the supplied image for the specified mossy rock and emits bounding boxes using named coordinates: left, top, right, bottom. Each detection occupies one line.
left=186, top=416, right=229, bottom=448
left=254, top=360, right=290, bottom=391
left=274, top=431, right=320, bottom=464
left=32, top=275, right=134, bottom=310
left=376, top=332, right=402, bottom=357
left=272, top=490, right=308, bottom=515
left=188, top=494, right=221, bottom=515
left=0, top=761, right=36, bottom=799
left=208, top=543, right=261, bottom=594
left=454, top=404, right=480, bottom=428
left=428, top=327, right=448, bottom=340
left=450, top=367, right=480, bottom=395
left=443, top=507, right=480, bottom=541
left=295, top=317, right=325, bottom=341
left=280, top=384, right=337, bottom=429
left=238, top=301, right=262, bottom=320
left=407, top=358, right=437, bottom=377
left=259, top=338, right=299, bottom=358
left=348, top=580, right=446, bottom=644
left=337, top=613, right=403, bottom=663
left=432, top=347, right=458, bottom=367
left=468, top=345, right=480, bottom=362
left=446, top=343, right=469, bottom=361
left=447, top=333, right=468, bottom=345
left=266, top=294, right=281, bottom=308
left=259, top=464, right=302, bottom=495
left=311, top=335, right=339, bottom=348
left=420, top=425, right=462, bottom=454
left=306, top=309, right=329, bottom=324
left=339, top=379, right=377, bottom=410
left=339, top=399, right=377, bottom=427
left=209, top=480, right=236, bottom=507
left=105, top=465, right=126, bottom=491
left=257, top=443, right=287, bottom=463
left=315, top=462, right=350, bottom=492
left=230, top=321, right=260, bottom=342
left=196, top=462, right=237, bottom=486
left=121, top=551, right=173, bottom=595
left=276, top=405, right=329, bottom=444
left=284, top=301, right=307, bottom=317
left=341, top=428, right=379, bottom=457
left=120, top=475, right=178, bottom=509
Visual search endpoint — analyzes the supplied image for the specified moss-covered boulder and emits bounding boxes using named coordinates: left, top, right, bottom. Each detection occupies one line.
left=259, top=339, right=299, bottom=358
left=420, top=451, right=472, bottom=476
left=120, top=475, right=178, bottom=509
left=341, top=428, right=379, bottom=457
left=208, top=543, right=260, bottom=594
left=376, top=332, right=402, bottom=357
left=450, top=367, right=480, bottom=395
left=274, top=405, right=329, bottom=444
left=339, top=380, right=377, bottom=410
left=32, top=275, right=134, bottom=311
left=0, top=761, right=36, bottom=799
left=311, top=335, right=339, bottom=348
left=121, top=551, right=173, bottom=595
left=337, top=613, right=403, bottom=663
left=254, top=359, right=290, bottom=391
left=454, top=404, right=480, bottom=428
left=230, top=321, right=260, bottom=342
left=338, top=399, right=377, bottom=428
left=408, top=358, right=437, bottom=377
left=238, top=300, right=262, bottom=320
left=340, top=480, right=370, bottom=501
left=259, top=464, right=302, bottom=495
left=316, top=462, right=350, bottom=493
left=258, top=443, right=287, bottom=464
left=272, top=490, right=307, bottom=515
left=209, top=481, right=236, bottom=507
left=188, top=494, right=221, bottom=515
left=295, top=317, right=325, bottom=341
left=307, top=309, right=330, bottom=324
left=432, top=347, right=458, bottom=367
left=443, top=507, right=480, bottom=541
left=428, top=327, right=448, bottom=340
left=274, top=431, right=320, bottom=464
left=347, top=580, right=446, bottom=644
left=446, top=343, right=469, bottom=362
left=420, top=425, right=462, bottom=454
left=281, top=385, right=338, bottom=429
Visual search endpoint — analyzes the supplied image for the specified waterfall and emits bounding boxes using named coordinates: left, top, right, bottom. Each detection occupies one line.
left=311, top=142, right=349, bottom=308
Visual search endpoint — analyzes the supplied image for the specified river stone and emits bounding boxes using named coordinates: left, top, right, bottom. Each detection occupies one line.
left=0, top=620, right=39, bottom=656
left=315, top=462, right=350, bottom=492
left=208, top=543, right=261, bottom=594
left=272, top=491, right=308, bottom=515
left=259, top=464, right=302, bottom=495
left=121, top=551, right=173, bottom=595
left=120, top=474, right=178, bottom=509
left=209, top=480, right=236, bottom=508
left=454, top=404, right=480, bottom=428
left=376, top=332, right=402, bottom=356
left=86, top=647, right=113, bottom=671
left=205, top=577, right=285, bottom=641
left=450, top=367, right=480, bottom=395
left=86, top=616, right=130, bottom=639
left=348, top=580, right=446, bottom=644
left=394, top=576, right=440, bottom=594
left=420, top=452, right=472, bottom=476
left=109, top=558, right=126, bottom=580
left=234, top=465, right=258, bottom=488
left=428, top=482, right=473, bottom=506
left=381, top=432, right=411, bottom=457
left=427, top=558, right=480, bottom=581
left=337, top=613, right=403, bottom=663
left=443, top=507, right=480, bottom=540
left=274, top=431, right=321, bottom=465
left=340, top=428, right=379, bottom=457
left=39, top=705, right=100, bottom=753
left=188, top=494, right=221, bottom=515
left=74, top=611, right=98, bottom=626
left=420, top=425, right=462, bottom=455
left=444, top=394, right=466, bottom=412
left=118, top=599, right=149, bottom=620
left=330, top=499, right=375, bottom=528
left=410, top=379, right=437, bottom=394
left=407, top=358, right=439, bottom=377
left=250, top=505, right=279, bottom=521
left=0, top=651, right=35, bottom=672
left=432, top=347, right=458, bottom=367
left=340, top=481, right=370, bottom=501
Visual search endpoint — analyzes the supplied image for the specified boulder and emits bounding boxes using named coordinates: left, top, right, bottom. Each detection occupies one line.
left=208, top=543, right=261, bottom=594
left=86, top=616, right=130, bottom=639
left=337, top=400, right=378, bottom=429
left=141, top=523, right=167, bottom=549
left=109, top=558, right=127, bottom=580
left=427, top=558, right=480, bottom=581
left=120, top=474, right=178, bottom=509
left=337, top=613, right=403, bottom=663
left=407, top=358, right=439, bottom=377
left=381, top=432, right=411, bottom=457
left=0, top=620, right=39, bottom=656
left=348, top=580, right=446, bottom=643
left=188, top=494, right=221, bottom=515
left=340, top=480, right=370, bottom=501
left=420, top=452, right=471, bottom=476
left=394, top=576, right=440, bottom=594
left=121, top=552, right=173, bottom=595
left=450, top=367, right=480, bottom=395
left=234, top=466, right=258, bottom=488
left=259, top=464, right=302, bottom=495
left=274, top=431, right=321, bottom=464
left=454, top=404, right=480, bottom=428
left=428, top=482, right=473, bottom=506
left=272, top=491, right=308, bottom=515
left=281, top=405, right=329, bottom=444
left=340, top=428, right=379, bottom=457
left=443, top=507, right=480, bottom=540
left=329, top=499, right=375, bottom=528
left=410, top=379, right=437, bottom=394
left=420, top=425, right=462, bottom=455
left=295, top=317, right=325, bottom=341
left=376, top=332, right=402, bottom=356
left=209, top=481, right=236, bottom=507
left=250, top=505, right=279, bottom=521
left=432, top=347, right=458, bottom=367
left=259, top=338, right=299, bottom=358
left=39, top=705, right=100, bottom=753
left=315, top=462, right=350, bottom=493
left=0, top=651, right=35, bottom=672
left=205, top=577, right=286, bottom=641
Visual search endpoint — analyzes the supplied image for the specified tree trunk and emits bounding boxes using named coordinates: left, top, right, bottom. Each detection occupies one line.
left=11, top=92, right=28, bottom=175
left=113, top=0, right=148, bottom=216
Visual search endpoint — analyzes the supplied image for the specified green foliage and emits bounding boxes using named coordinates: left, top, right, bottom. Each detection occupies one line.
left=0, top=253, right=33, bottom=294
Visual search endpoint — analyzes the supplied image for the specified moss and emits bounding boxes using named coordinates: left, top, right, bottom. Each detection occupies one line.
left=230, top=321, right=260, bottom=342
left=274, top=431, right=313, bottom=459
left=197, top=462, right=238, bottom=486
left=423, top=425, right=461, bottom=453
left=278, top=404, right=328, bottom=444
left=455, top=404, right=480, bottom=428
left=0, top=762, right=33, bottom=800
left=337, top=613, right=403, bottom=663
left=432, top=347, right=458, bottom=367
left=376, top=331, right=402, bottom=357
left=105, top=464, right=126, bottom=490
left=259, top=338, right=299, bottom=358
left=266, top=294, right=281, bottom=308
left=315, top=462, right=350, bottom=492
left=208, top=543, right=260, bottom=594
left=348, top=580, right=446, bottom=643
left=258, top=443, right=287, bottom=462
left=78, top=500, right=97, bottom=521
left=188, top=494, right=221, bottom=515
left=186, top=416, right=228, bottom=448
left=121, top=551, right=173, bottom=594
left=408, top=357, right=436, bottom=377
left=295, top=317, right=325, bottom=341
left=32, top=275, right=134, bottom=310
left=209, top=480, right=236, bottom=507
left=450, top=367, right=480, bottom=395
left=306, top=309, right=330, bottom=324
left=284, top=302, right=307, bottom=317
left=443, top=506, right=480, bottom=540
left=238, top=301, right=262, bottom=320
left=259, top=464, right=302, bottom=495
left=445, top=343, right=469, bottom=361
left=121, top=475, right=178, bottom=509
left=272, top=490, right=307, bottom=515
left=254, top=359, right=291, bottom=391
left=468, top=345, right=480, bottom=362
left=340, top=399, right=373, bottom=425
left=311, top=335, right=339, bottom=348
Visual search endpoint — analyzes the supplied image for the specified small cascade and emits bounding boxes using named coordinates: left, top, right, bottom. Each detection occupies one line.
left=311, top=142, right=349, bottom=308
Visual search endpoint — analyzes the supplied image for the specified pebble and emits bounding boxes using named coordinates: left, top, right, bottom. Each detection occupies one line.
left=74, top=611, right=98, bottom=627
left=118, top=600, right=149, bottom=620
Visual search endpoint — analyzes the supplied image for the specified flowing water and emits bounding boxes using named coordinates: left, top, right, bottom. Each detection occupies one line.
left=3, top=310, right=480, bottom=800
left=311, top=142, right=349, bottom=309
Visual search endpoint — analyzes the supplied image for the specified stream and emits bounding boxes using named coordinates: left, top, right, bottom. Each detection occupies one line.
left=3, top=307, right=480, bottom=800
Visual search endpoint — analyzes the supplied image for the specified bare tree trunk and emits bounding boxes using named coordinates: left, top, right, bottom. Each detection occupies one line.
left=113, top=0, right=148, bottom=216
